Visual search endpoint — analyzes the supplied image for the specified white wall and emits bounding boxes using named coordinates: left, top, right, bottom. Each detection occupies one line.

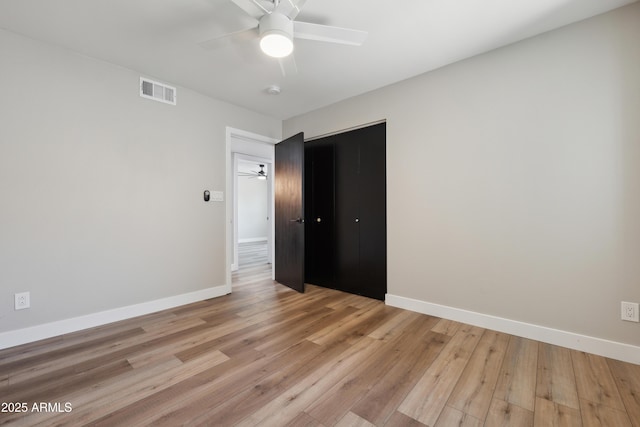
left=0, top=29, right=281, bottom=338
left=284, top=3, right=640, bottom=353
left=238, top=175, right=268, bottom=242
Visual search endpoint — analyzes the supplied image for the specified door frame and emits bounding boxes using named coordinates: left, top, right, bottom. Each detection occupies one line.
left=226, top=127, right=278, bottom=289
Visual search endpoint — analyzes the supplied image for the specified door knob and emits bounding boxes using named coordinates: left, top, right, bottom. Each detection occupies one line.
left=316, top=217, right=322, bottom=223
left=355, top=218, right=360, bottom=223
left=290, top=217, right=304, bottom=223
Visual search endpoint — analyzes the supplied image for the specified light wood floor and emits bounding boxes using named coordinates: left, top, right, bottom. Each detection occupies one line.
left=1, top=242, right=639, bottom=426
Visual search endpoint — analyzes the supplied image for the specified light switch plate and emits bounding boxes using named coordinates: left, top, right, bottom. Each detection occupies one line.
left=211, top=191, right=224, bottom=202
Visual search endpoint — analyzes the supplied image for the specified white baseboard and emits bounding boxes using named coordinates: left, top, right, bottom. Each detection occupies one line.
left=0, top=284, right=231, bottom=351
left=238, top=237, right=268, bottom=243
left=385, top=294, right=640, bottom=365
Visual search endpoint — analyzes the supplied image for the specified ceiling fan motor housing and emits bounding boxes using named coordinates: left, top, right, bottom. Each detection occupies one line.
left=260, top=12, right=294, bottom=38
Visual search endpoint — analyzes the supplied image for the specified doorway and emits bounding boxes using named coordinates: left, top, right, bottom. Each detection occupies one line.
left=225, top=127, right=277, bottom=289
left=237, top=159, right=270, bottom=269
left=233, top=154, right=273, bottom=272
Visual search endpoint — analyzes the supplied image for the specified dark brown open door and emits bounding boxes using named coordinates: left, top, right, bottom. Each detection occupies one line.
left=274, top=132, right=305, bottom=292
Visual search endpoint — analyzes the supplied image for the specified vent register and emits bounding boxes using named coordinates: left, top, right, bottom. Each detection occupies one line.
left=140, top=77, right=176, bottom=105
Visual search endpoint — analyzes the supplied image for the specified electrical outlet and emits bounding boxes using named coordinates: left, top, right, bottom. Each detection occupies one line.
left=15, top=292, right=30, bottom=310
left=621, top=301, right=639, bottom=322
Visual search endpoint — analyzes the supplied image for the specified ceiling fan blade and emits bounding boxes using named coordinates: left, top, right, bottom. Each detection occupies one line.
left=294, top=21, right=368, bottom=46
left=198, top=26, right=258, bottom=50
left=274, top=0, right=308, bottom=20
left=231, top=0, right=268, bottom=19
left=278, top=54, right=298, bottom=77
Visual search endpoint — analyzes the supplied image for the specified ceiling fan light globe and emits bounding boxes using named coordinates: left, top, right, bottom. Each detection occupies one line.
left=257, top=175, right=267, bottom=180
left=260, top=32, right=293, bottom=58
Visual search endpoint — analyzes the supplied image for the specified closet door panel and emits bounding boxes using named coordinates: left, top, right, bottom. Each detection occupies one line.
left=334, top=136, right=360, bottom=294
left=304, top=142, right=335, bottom=287
left=357, top=123, right=387, bottom=300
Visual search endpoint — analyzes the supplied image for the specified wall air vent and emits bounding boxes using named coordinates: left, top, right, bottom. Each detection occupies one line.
left=140, top=77, right=176, bottom=105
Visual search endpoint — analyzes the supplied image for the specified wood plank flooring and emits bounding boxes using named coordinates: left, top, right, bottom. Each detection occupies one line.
left=1, top=241, right=639, bottom=426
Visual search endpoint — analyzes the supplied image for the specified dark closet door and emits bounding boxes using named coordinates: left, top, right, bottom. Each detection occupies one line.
left=275, top=132, right=305, bottom=293
left=355, top=123, right=387, bottom=300
left=304, top=141, right=335, bottom=288
left=335, top=133, right=361, bottom=296
left=303, top=122, right=386, bottom=301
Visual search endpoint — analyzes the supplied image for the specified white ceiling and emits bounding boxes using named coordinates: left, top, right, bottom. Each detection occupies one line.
left=0, top=0, right=635, bottom=120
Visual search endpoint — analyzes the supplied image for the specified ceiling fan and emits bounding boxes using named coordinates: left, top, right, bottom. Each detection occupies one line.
left=200, top=0, right=368, bottom=76
left=239, top=164, right=268, bottom=180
